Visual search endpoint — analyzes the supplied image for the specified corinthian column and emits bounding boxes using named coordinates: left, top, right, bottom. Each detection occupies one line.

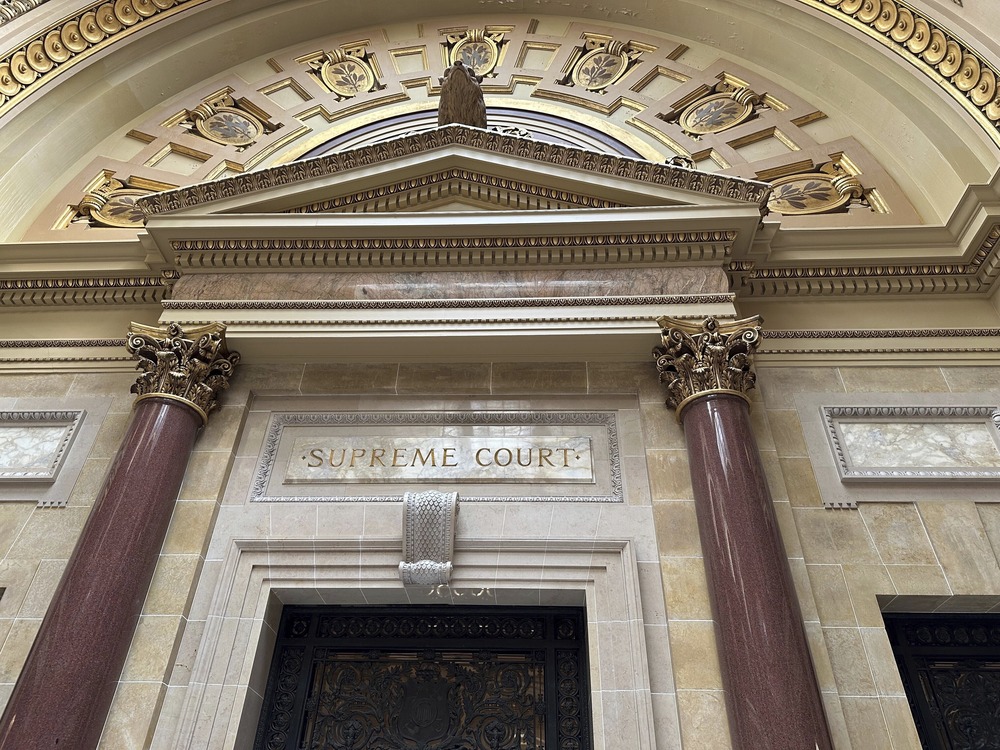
left=0, top=323, right=239, bottom=750
left=653, top=316, right=832, bottom=750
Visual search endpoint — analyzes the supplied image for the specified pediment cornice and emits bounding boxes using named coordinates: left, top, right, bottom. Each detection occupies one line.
left=136, top=125, right=771, bottom=217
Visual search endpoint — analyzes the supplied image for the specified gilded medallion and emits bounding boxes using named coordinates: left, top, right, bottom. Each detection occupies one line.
left=195, top=106, right=263, bottom=146
left=767, top=173, right=850, bottom=215
left=679, top=94, right=753, bottom=135
left=451, top=36, right=498, bottom=77
left=90, top=189, right=149, bottom=228
left=571, top=48, right=627, bottom=91
left=320, top=56, right=375, bottom=98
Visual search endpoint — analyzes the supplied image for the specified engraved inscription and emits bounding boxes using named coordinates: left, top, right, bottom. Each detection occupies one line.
left=252, top=410, right=623, bottom=503
left=286, top=436, right=594, bottom=484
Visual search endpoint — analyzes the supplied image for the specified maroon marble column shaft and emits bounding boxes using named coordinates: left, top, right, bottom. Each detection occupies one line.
left=682, top=393, right=832, bottom=749
left=0, top=399, right=200, bottom=750
left=0, top=322, right=238, bottom=750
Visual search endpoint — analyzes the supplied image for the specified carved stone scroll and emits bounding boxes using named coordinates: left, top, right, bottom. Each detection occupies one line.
left=399, top=490, right=459, bottom=586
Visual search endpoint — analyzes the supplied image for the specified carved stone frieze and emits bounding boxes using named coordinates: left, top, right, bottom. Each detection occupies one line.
left=126, top=322, right=240, bottom=424
left=399, top=490, right=459, bottom=586
left=653, top=315, right=763, bottom=419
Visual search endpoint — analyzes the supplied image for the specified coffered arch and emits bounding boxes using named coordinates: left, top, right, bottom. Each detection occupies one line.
left=1, top=0, right=998, bottom=244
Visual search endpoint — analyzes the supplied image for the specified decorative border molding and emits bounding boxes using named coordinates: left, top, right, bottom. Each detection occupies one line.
left=0, top=409, right=83, bottom=484
left=0, top=276, right=170, bottom=306
left=0, top=0, right=208, bottom=121
left=0, top=337, right=127, bottom=347
left=139, top=126, right=770, bottom=215
left=0, top=0, right=48, bottom=26
left=730, top=224, right=1000, bottom=295
left=764, top=327, right=1000, bottom=339
left=250, top=410, right=622, bottom=503
left=800, top=0, right=1000, bottom=148
left=170, top=233, right=739, bottom=270
left=823, top=404, right=1000, bottom=483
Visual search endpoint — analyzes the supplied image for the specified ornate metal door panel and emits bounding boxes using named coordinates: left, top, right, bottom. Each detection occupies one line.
left=884, top=613, right=1000, bottom=750
left=254, top=607, right=591, bottom=750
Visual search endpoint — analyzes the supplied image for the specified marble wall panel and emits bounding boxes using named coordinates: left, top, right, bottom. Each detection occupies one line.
left=170, top=267, right=731, bottom=301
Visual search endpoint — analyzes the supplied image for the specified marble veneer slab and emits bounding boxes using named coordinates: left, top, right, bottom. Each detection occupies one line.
left=795, top=394, right=1000, bottom=508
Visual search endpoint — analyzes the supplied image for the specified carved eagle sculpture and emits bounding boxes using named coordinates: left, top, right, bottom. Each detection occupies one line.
left=438, top=60, right=487, bottom=128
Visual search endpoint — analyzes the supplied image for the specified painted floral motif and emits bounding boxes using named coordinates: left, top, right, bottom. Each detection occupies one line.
left=456, top=41, right=494, bottom=76
left=767, top=175, right=849, bottom=215
left=324, top=59, right=373, bottom=97
left=94, top=191, right=148, bottom=227
left=681, top=96, right=749, bottom=134
left=202, top=110, right=260, bottom=146
left=574, top=51, right=624, bottom=90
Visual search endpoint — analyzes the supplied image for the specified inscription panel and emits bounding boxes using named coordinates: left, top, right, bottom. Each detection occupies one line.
left=287, top=435, right=594, bottom=484
left=253, top=411, right=621, bottom=502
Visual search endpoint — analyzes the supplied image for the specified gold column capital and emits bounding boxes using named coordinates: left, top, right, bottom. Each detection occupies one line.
left=652, top=315, right=762, bottom=421
left=127, top=322, right=240, bottom=425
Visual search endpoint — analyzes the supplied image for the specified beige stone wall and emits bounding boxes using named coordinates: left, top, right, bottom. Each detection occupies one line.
left=0, top=371, right=131, bottom=710
left=756, top=365, right=1000, bottom=750
left=5, top=361, right=1000, bottom=749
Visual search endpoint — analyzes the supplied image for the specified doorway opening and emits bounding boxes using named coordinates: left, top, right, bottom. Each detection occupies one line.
left=254, top=605, right=592, bottom=750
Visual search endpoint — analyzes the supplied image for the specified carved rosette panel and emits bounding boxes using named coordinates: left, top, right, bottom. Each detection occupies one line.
left=653, top=315, right=762, bottom=418
left=127, top=322, right=240, bottom=424
left=444, top=28, right=507, bottom=77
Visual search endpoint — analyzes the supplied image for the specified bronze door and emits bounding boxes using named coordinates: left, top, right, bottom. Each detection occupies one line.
left=254, top=606, right=592, bottom=750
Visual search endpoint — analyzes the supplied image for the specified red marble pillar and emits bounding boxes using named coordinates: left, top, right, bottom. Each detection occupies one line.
left=0, top=323, right=238, bottom=750
left=654, top=316, right=832, bottom=750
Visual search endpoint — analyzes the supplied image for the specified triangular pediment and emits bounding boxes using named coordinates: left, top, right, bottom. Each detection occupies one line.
left=139, top=125, right=769, bottom=218
left=138, top=125, right=771, bottom=268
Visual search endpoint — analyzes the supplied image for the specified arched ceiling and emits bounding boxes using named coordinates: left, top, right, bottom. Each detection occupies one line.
left=2, top=0, right=1000, bottom=358
left=0, top=0, right=998, bottom=242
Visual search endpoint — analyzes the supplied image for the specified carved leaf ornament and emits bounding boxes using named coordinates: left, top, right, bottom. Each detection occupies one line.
left=653, top=316, right=762, bottom=418
left=127, top=322, right=240, bottom=423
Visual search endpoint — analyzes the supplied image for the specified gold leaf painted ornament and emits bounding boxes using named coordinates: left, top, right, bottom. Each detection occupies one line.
left=449, top=29, right=499, bottom=77
left=190, top=98, right=263, bottom=147
left=767, top=163, right=864, bottom=215
left=320, top=49, right=376, bottom=98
